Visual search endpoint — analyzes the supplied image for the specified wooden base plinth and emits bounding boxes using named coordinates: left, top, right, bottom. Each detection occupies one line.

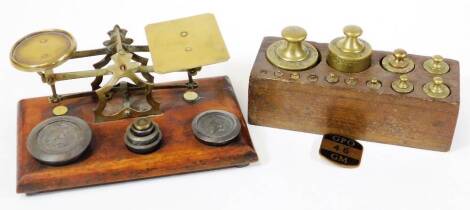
left=17, top=76, right=258, bottom=194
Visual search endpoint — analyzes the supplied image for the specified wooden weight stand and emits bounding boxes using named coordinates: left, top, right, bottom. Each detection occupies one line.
left=248, top=37, right=460, bottom=151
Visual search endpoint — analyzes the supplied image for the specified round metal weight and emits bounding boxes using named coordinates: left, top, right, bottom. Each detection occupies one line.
left=191, top=110, right=241, bottom=146
left=125, top=119, right=162, bottom=154
left=27, top=116, right=92, bottom=166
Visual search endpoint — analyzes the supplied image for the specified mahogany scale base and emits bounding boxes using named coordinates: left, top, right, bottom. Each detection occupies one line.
left=17, top=76, right=258, bottom=194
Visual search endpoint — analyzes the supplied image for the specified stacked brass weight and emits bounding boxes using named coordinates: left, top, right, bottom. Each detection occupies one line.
left=423, top=76, right=450, bottom=99
left=125, top=118, right=162, bottom=154
left=382, top=48, right=415, bottom=74
left=327, top=25, right=372, bottom=73
left=392, top=74, right=414, bottom=93
left=266, top=26, right=319, bottom=70
left=423, top=55, right=450, bottom=74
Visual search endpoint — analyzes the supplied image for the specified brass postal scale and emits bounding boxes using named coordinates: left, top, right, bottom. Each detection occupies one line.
left=11, top=13, right=258, bottom=194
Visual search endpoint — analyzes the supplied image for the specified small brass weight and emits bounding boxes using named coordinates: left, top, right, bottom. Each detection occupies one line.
left=10, top=13, right=229, bottom=122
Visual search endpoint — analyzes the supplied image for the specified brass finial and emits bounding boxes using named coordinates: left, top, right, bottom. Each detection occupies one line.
left=279, top=27, right=308, bottom=61
left=423, top=76, right=450, bottom=98
left=327, top=25, right=372, bottom=73
left=133, top=118, right=153, bottom=131
left=266, top=26, right=319, bottom=70
left=382, top=48, right=415, bottom=73
left=366, top=78, right=382, bottom=90
left=424, top=55, right=450, bottom=74
left=326, top=73, right=339, bottom=83
left=337, top=25, right=364, bottom=53
left=392, top=74, right=414, bottom=93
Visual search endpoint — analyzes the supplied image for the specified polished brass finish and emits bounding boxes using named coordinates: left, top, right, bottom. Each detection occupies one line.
left=274, top=70, right=284, bottom=78
left=92, top=26, right=160, bottom=122
left=52, top=105, right=69, bottom=116
left=11, top=15, right=229, bottom=122
left=145, top=13, right=229, bottom=73
left=423, top=76, right=450, bottom=99
left=307, top=74, right=318, bottom=82
left=392, top=74, right=413, bottom=93
left=10, top=30, right=76, bottom=72
left=326, top=73, right=339, bottom=83
left=266, top=26, right=319, bottom=70
left=327, top=25, right=372, bottom=73
left=345, top=77, right=358, bottom=86
left=366, top=78, right=382, bottom=90
left=424, top=55, right=450, bottom=74
left=290, top=72, right=300, bottom=80
left=183, top=90, right=200, bottom=103
left=381, top=48, right=415, bottom=73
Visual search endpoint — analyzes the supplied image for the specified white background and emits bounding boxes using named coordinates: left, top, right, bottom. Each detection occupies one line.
left=0, top=0, right=469, bottom=209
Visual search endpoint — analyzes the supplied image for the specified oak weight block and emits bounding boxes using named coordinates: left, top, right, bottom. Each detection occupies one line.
left=248, top=35, right=460, bottom=151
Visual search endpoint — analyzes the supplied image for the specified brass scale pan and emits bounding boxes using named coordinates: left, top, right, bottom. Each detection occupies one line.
left=10, top=29, right=77, bottom=72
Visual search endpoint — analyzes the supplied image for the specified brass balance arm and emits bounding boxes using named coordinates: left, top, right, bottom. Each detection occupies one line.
left=70, top=45, right=150, bottom=59
left=52, top=66, right=154, bottom=82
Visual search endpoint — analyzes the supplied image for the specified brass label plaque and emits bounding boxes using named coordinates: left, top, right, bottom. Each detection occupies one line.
left=145, top=13, right=229, bottom=73
left=319, top=134, right=363, bottom=167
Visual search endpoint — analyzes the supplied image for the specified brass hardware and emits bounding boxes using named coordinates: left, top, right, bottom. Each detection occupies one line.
left=266, top=26, right=319, bottom=70
left=424, top=55, right=450, bottom=74
left=326, top=73, right=339, bottom=83
left=307, top=74, right=318, bottom=82
left=290, top=72, right=300, bottom=80
left=327, top=25, right=372, bottom=73
left=10, top=30, right=77, bottom=72
left=366, top=78, right=382, bottom=90
left=133, top=118, right=153, bottom=131
left=92, top=26, right=161, bottom=123
left=52, top=105, right=69, bottom=116
left=392, top=74, right=414, bottom=93
left=10, top=14, right=228, bottom=123
left=274, top=70, right=284, bottom=78
left=345, top=77, right=358, bottom=86
left=183, top=90, right=200, bottom=103
left=381, top=48, right=415, bottom=73
left=423, top=76, right=450, bottom=99
left=145, top=13, right=229, bottom=73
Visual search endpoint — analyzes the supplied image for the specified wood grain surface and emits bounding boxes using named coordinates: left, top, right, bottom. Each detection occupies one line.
left=17, top=76, right=258, bottom=194
left=249, top=37, right=460, bottom=151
